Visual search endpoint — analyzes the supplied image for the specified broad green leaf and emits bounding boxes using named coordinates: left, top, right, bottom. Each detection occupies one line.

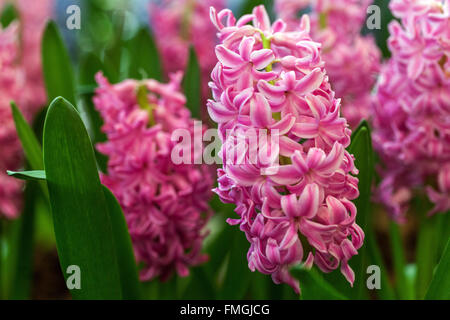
left=78, top=52, right=109, bottom=172
left=218, top=229, right=252, bottom=299
left=291, top=266, right=347, bottom=300
left=322, top=121, right=375, bottom=298
left=128, top=28, right=162, bottom=81
left=102, top=186, right=141, bottom=299
left=0, top=3, right=18, bottom=27
left=239, top=0, right=275, bottom=21
left=389, top=222, right=413, bottom=299
left=180, top=267, right=216, bottom=300
left=349, top=121, right=374, bottom=232
left=43, top=97, right=122, bottom=299
left=415, top=209, right=442, bottom=299
left=425, top=238, right=450, bottom=300
left=3, top=183, right=37, bottom=299
left=42, top=22, right=77, bottom=106
left=10, top=103, right=48, bottom=198
left=347, top=121, right=374, bottom=298
left=10, top=103, right=44, bottom=172
left=361, top=0, right=395, bottom=58
left=182, top=47, right=201, bottom=120
left=7, top=170, right=46, bottom=181
left=364, top=221, right=395, bottom=300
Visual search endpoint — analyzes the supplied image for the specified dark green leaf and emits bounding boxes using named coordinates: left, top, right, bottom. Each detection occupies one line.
left=415, top=210, right=442, bottom=299
left=78, top=52, right=109, bottom=172
left=4, top=183, right=37, bottom=299
left=42, top=22, right=77, bottom=106
left=10, top=103, right=44, bottom=171
left=10, top=102, right=49, bottom=198
left=0, top=3, right=18, bottom=27
left=182, top=47, right=201, bottom=120
left=43, top=97, right=122, bottom=299
left=425, top=237, right=450, bottom=300
left=291, top=266, right=347, bottom=300
left=128, top=28, right=162, bottom=81
left=218, top=229, right=252, bottom=299
left=102, top=186, right=141, bottom=299
left=7, top=170, right=46, bottom=181
left=365, top=221, right=395, bottom=300
left=389, top=222, right=413, bottom=299
left=239, top=0, right=275, bottom=21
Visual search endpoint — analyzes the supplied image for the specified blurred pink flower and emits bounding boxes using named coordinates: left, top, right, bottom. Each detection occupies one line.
left=94, top=72, right=213, bottom=281
left=0, top=23, right=24, bottom=219
left=274, top=0, right=381, bottom=128
left=372, top=0, right=450, bottom=221
left=150, top=0, right=224, bottom=108
left=16, top=0, right=53, bottom=113
left=0, top=0, right=52, bottom=219
left=209, top=5, right=363, bottom=294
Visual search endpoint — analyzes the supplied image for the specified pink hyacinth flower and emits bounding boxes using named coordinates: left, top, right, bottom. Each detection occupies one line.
left=274, top=0, right=381, bottom=128
left=150, top=0, right=224, bottom=113
left=372, top=0, right=450, bottom=220
left=93, top=72, right=214, bottom=281
left=208, top=5, right=363, bottom=294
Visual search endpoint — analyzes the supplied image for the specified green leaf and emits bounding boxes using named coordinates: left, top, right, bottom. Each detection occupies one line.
left=389, top=222, right=413, bottom=299
left=291, top=266, right=347, bottom=300
left=42, top=22, right=77, bottom=106
left=10, top=103, right=45, bottom=172
left=78, top=52, right=109, bottom=172
left=0, top=3, right=18, bottom=27
left=7, top=170, right=46, bottom=181
left=322, top=121, right=375, bottom=299
left=239, top=0, right=275, bottom=21
left=218, top=229, right=252, bottom=299
left=425, top=237, right=450, bottom=300
left=349, top=121, right=374, bottom=230
left=365, top=221, right=395, bottom=300
left=128, top=28, right=163, bottom=81
left=43, top=97, right=122, bottom=299
left=102, top=186, right=141, bottom=299
left=415, top=210, right=442, bottom=299
left=3, top=183, right=37, bottom=299
left=9, top=102, right=49, bottom=198
left=346, top=120, right=374, bottom=298
left=182, top=47, right=201, bottom=120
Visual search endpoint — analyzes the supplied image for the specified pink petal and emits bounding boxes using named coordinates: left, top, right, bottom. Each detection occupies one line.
left=215, top=45, right=244, bottom=67
left=250, top=49, right=275, bottom=70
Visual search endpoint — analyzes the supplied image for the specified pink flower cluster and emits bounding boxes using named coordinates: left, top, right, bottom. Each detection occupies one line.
left=16, top=0, right=53, bottom=114
left=372, top=0, right=450, bottom=220
left=0, top=0, right=52, bottom=219
left=208, top=5, right=364, bottom=294
left=0, top=24, right=24, bottom=219
left=94, top=72, right=213, bottom=281
left=275, top=0, right=381, bottom=128
left=150, top=0, right=224, bottom=106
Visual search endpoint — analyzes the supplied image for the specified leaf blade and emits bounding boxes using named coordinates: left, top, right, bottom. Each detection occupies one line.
left=42, top=22, right=77, bottom=106
left=425, top=237, right=450, bottom=300
left=43, top=97, right=122, bottom=299
left=7, top=170, right=46, bottom=181
left=182, top=47, right=201, bottom=120
left=102, top=186, right=141, bottom=300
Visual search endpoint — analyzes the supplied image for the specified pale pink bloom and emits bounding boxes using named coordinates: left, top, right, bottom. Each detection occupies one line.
left=16, top=0, right=53, bottom=113
left=150, top=0, right=224, bottom=107
left=0, top=23, right=24, bottom=219
left=209, top=5, right=363, bottom=294
left=274, top=0, right=381, bottom=128
left=94, top=72, right=213, bottom=281
left=0, top=1, right=52, bottom=219
left=372, top=0, right=450, bottom=220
